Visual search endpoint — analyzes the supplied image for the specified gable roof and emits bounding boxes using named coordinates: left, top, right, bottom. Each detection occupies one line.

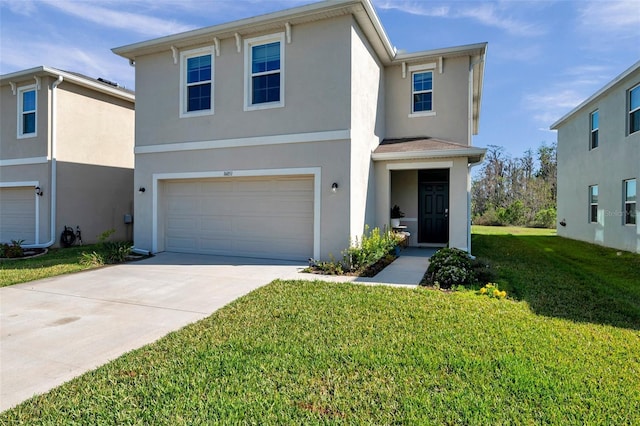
left=0, top=66, right=135, bottom=102
left=550, top=60, right=640, bottom=130
left=372, top=137, right=486, bottom=164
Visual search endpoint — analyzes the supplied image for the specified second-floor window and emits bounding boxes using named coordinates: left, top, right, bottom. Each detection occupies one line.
left=590, top=110, right=599, bottom=149
left=18, top=85, right=36, bottom=138
left=589, top=185, right=598, bottom=223
left=180, top=47, right=213, bottom=117
left=244, top=33, right=285, bottom=111
left=629, top=84, right=640, bottom=135
left=624, top=179, right=636, bottom=225
left=412, top=71, right=433, bottom=113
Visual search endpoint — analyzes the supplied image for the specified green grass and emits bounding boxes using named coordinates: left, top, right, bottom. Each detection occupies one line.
left=2, top=230, right=639, bottom=423
left=472, top=228, right=640, bottom=330
left=472, top=224, right=557, bottom=236
left=0, top=245, right=103, bottom=287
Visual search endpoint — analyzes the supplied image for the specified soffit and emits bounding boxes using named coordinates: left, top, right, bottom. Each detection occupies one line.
left=112, top=1, right=395, bottom=62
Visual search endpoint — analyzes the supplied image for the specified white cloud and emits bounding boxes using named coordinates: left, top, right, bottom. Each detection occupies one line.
left=2, top=0, right=37, bottom=16
left=41, top=0, right=197, bottom=37
left=374, top=0, right=546, bottom=37
left=578, top=1, right=640, bottom=32
left=0, top=37, right=135, bottom=88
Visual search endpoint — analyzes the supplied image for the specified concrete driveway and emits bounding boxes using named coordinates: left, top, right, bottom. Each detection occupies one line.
left=0, top=252, right=305, bottom=411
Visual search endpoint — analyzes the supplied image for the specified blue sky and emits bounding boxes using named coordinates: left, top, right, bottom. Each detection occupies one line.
left=1, top=0, right=639, bottom=157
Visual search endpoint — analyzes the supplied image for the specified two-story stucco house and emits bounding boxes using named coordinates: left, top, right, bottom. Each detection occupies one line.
left=551, top=60, right=639, bottom=253
left=113, top=0, right=486, bottom=261
left=0, top=67, right=135, bottom=247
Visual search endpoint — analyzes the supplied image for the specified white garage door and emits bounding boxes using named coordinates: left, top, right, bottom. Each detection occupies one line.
left=0, top=187, right=36, bottom=244
left=163, top=176, right=314, bottom=261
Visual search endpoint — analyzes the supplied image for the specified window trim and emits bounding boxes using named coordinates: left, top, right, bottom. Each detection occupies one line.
left=629, top=84, right=640, bottom=135
left=590, top=109, right=599, bottom=150
left=624, top=178, right=636, bottom=226
left=17, top=84, right=37, bottom=139
left=408, top=63, right=436, bottom=118
left=179, top=46, right=215, bottom=118
left=244, top=32, right=285, bottom=112
left=589, top=185, right=598, bottom=223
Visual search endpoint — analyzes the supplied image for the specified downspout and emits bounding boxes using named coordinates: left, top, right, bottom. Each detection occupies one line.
left=24, top=75, right=63, bottom=248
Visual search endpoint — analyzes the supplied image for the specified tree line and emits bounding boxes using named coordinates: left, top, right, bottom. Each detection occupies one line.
left=472, top=142, right=557, bottom=228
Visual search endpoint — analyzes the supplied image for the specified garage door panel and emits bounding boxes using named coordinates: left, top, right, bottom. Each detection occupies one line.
left=0, top=187, right=36, bottom=244
left=164, top=176, right=313, bottom=260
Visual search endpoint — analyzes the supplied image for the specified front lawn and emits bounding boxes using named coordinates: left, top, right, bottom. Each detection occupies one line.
left=0, top=245, right=103, bottom=287
left=3, top=238, right=640, bottom=424
left=472, top=228, right=640, bottom=329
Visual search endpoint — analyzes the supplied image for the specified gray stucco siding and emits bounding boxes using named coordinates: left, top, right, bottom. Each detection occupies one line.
left=133, top=16, right=353, bottom=148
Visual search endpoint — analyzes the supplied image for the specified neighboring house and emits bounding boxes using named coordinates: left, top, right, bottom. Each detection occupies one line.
left=551, top=60, right=639, bottom=253
left=112, top=0, right=486, bottom=261
left=0, top=67, right=135, bottom=247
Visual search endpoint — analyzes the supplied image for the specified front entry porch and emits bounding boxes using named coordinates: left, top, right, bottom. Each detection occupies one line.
left=372, top=137, right=487, bottom=253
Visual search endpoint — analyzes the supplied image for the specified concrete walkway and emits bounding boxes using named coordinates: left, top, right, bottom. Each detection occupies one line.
left=0, top=248, right=432, bottom=411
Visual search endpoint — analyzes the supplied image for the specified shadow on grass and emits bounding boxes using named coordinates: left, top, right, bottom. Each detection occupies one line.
left=472, top=234, right=640, bottom=330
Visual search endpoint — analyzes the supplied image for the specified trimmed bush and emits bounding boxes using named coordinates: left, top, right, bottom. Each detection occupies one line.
left=425, top=248, right=474, bottom=289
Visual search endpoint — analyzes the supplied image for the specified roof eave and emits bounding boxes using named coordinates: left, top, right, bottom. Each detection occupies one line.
left=551, top=59, right=640, bottom=130
left=392, top=42, right=487, bottom=64
left=372, top=147, right=487, bottom=162
left=1, top=66, right=135, bottom=102
left=112, top=0, right=396, bottom=63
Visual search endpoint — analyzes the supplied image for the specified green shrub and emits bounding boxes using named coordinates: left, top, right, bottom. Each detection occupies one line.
left=103, top=241, right=132, bottom=263
left=343, top=226, right=402, bottom=272
left=0, top=240, right=25, bottom=259
left=424, top=248, right=474, bottom=289
left=533, top=207, right=557, bottom=228
left=79, top=229, right=131, bottom=265
left=79, top=251, right=105, bottom=266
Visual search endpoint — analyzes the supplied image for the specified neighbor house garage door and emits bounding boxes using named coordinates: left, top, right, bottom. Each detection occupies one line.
left=163, top=176, right=314, bottom=261
left=0, top=187, right=36, bottom=244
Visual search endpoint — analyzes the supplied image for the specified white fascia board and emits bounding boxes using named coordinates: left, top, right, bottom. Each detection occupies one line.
left=393, top=42, right=487, bottom=64
left=1, top=66, right=134, bottom=102
left=551, top=59, right=640, bottom=130
left=135, top=129, right=350, bottom=154
left=113, top=1, right=367, bottom=58
left=372, top=147, right=487, bottom=161
left=112, top=1, right=397, bottom=63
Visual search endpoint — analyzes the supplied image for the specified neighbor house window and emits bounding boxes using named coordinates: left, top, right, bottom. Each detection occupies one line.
left=629, top=84, right=640, bottom=135
left=589, top=185, right=598, bottom=223
left=244, top=33, right=284, bottom=111
left=624, top=179, right=636, bottom=225
left=180, top=47, right=214, bottom=117
left=590, top=110, right=599, bottom=149
left=17, top=85, right=36, bottom=138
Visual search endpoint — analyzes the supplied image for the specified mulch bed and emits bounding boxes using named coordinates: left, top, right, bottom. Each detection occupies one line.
left=0, top=248, right=48, bottom=261
left=304, top=254, right=398, bottom=278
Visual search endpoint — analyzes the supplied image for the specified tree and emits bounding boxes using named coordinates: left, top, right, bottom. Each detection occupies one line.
left=472, top=142, right=557, bottom=228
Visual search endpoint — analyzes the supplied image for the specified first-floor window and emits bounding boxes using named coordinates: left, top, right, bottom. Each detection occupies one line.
left=629, top=84, right=640, bottom=135
left=589, top=185, right=598, bottom=223
left=18, top=85, right=36, bottom=137
left=412, top=71, right=433, bottom=113
left=624, top=179, right=636, bottom=225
